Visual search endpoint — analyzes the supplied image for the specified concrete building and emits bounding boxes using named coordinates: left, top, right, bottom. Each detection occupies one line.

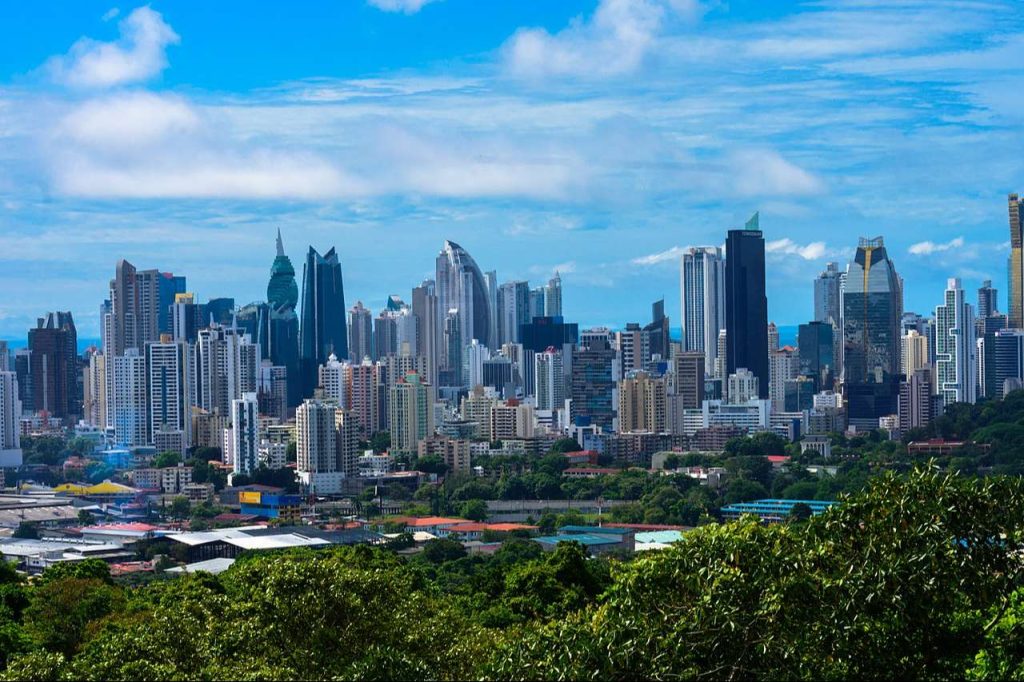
left=618, top=371, right=667, bottom=434
left=231, top=392, right=259, bottom=475
left=389, top=372, right=435, bottom=454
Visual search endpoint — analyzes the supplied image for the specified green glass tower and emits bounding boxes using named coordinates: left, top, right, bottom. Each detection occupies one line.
left=267, top=229, right=301, bottom=406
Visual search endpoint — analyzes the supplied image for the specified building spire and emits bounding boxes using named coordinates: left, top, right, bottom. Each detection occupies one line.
left=276, top=228, right=285, bottom=257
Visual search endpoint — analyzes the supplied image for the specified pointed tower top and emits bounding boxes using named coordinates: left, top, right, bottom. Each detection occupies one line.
left=276, top=228, right=285, bottom=257
left=745, top=211, right=760, bottom=231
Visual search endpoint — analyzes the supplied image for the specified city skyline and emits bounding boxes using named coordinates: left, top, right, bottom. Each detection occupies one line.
left=2, top=1, right=1024, bottom=339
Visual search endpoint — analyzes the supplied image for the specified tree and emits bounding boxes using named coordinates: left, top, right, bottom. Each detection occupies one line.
left=415, top=456, right=448, bottom=475
left=550, top=438, right=582, bottom=454
left=370, top=432, right=391, bottom=454
left=168, top=496, right=191, bottom=519
left=788, top=502, right=813, bottom=521
left=421, top=539, right=467, bottom=564
left=153, top=450, right=181, bottom=469
left=76, top=510, right=95, bottom=525
left=23, top=577, right=124, bottom=655
left=459, top=499, right=488, bottom=522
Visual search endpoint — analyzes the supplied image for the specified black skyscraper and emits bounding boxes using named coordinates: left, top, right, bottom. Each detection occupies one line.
left=725, top=212, right=769, bottom=399
left=299, top=246, right=348, bottom=398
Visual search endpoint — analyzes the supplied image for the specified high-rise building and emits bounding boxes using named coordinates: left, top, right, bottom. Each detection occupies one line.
left=195, top=325, right=258, bottom=418
left=14, top=350, right=32, bottom=415
left=768, top=323, right=780, bottom=353
left=296, top=397, right=342, bottom=495
left=463, top=340, right=491, bottom=389
left=725, top=213, right=769, bottom=399
left=534, top=347, right=565, bottom=411
left=980, top=329, right=1024, bottom=399
left=798, top=322, right=835, bottom=392
left=147, top=340, right=191, bottom=452
left=728, top=368, right=760, bottom=405
left=0, top=341, right=8, bottom=373
left=571, top=337, right=617, bottom=431
left=842, top=237, right=903, bottom=427
left=158, top=273, right=186, bottom=336
left=264, top=230, right=301, bottom=407
left=230, top=392, right=259, bottom=475
left=348, top=358, right=382, bottom=437
left=171, top=293, right=202, bottom=344
left=28, top=311, right=78, bottom=419
left=672, top=351, right=705, bottom=410
left=901, top=330, right=930, bottom=377
left=204, top=298, right=235, bottom=327
left=814, top=262, right=843, bottom=326
left=978, top=280, right=998, bottom=320
left=84, top=352, right=106, bottom=428
left=347, top=301, right=373, bottom=362
left=411, top=280, right=439, bottom=386
left=0, top=372, right=23, bottom=467
left=545, top=272, right=563, bottom=318
left=318, top=354, right=346, bottom=406
left=520, top=316, right=579, bottom=354
left=299, top=246, right=348, bottom=399
left=899, top=368, right=934, bottom=431
left=1009, top=194, right=1024, bottom=328
left=935, top=278, right=976, bottom=405
left=497, top=281, right=530, bottom=346
left=435, top=240, right=493, bottom=359
left=389, top=372, right=435, bottom=454
left=680, top=246, right=725, bottom=374
left=618, top=371, right=667, bottom=433
left=769, top=347, right=798, bottom=413
left=528, top=287, right=546, bottom=321
left=111, top=349, right=148, bottom=446
left=257, top=361, right=288, bottom=422
left=642, top=299, right=671, bottom=363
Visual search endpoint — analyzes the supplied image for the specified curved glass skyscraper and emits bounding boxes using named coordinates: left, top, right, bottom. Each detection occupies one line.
left=842, top=237, right=902, bottom=427
left=435, top=241, right=493, bottom=385
left=299, top=245, right=348, bottom=399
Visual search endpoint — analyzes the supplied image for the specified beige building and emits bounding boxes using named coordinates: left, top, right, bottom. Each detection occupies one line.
left=418, top=437, right=471, bottom=475
left=618, top=371, right=667, bottom=433
left=902, top=330, right=930, bottom=376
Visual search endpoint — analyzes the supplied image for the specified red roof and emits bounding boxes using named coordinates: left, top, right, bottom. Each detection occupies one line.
left=766, top=455, right=790, bottom=463
left=81, top=522, right=162, bottom=533
left=390, top=516, right=467, bottom=528
left=213, top=513, right=262, bottom=523
left=565, top=467, right=620, bottom=475
left=109, top=561, right=154, bottom=576
left=605, top=523, right=689, bottom=531
left=446, top=522, right=536, bottom=533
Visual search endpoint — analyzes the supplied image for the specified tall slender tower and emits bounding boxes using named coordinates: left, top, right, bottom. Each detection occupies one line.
left=842, top=237, right=903, bottom=427
left=267, top=230, right=301, bottom=407
left=299, top=246, right=348, bottom=399
left=680, top=246, right=725, bottom=374
left=1009, top=194, right=1024, bottom=328
left=814, top=262, right=843, bottom=327
left=545, top=272, right=563, bottom=318
left=435, top=241, right=493, bottom=385
left=725, top=212, right=769, bottom=399
left=935, top=278, right=977, bottom=405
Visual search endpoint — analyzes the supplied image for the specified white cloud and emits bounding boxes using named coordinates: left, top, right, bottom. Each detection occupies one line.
left=57, top=92, right=199, bottom=150
left=730, top=150, right=826, bottom=197
left=632, top=245, right=690, bottom=266
left=366, top=0, right=441, bottom=13
left=504, top=0, right=701, bottom=78
left=101, top=8, right=120, bottom=22
left=45, top=6, right=179, bottom=88
left=909, top=236, right=965, bottom=255
left=766, top=238, right=829, bottom=260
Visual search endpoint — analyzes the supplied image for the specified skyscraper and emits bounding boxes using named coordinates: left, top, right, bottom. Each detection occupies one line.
left=545, top=272, right=563, bottom=318
left=981, top=329, right=1024, bottom=399
left=978, top=280, right=998, bottom=319
left=157, top=273, right=186, bottom=336
left=389, top=372, right=434, bottom=454
left=1009, top=194, right=1024, bottom=328
left=618, top=371, right=667, bottom=433
left=147, top=340, right=191, bottom=452
left=680, top=246, right=725, bottom=374
left=296, top=396, right=342, bottom=495
left=814, top=262, right=843, bottom=326
left=534, top=347, right=565, bottom=411
left=725, top=212, right=769, bottom=399
left=497, top=281, right=530, bottom=346
left=111, top=349, right=148, bottom=447
left=299, top=246, right=348, bottom=399
left=435, top=240, right=493, bottom=357
left=642, top=299, right=671, bottom=363
left=230, top=392, right=259, bottom=475
left=27, top=311, right=78, bottom=419
left=571, top=337, right=617, bottom=431
left=842, top=237, right=903, bottom=427
left=347, top=301, right=373, bottom=362
left=0, top=372, right=23, bottom=466
left=412, top=280, right=439, bottom=386
left=901, top=330, right=929, bottom=377
left=798, top=321, right=835, bottom=391
left=935, top=278, right=977, bottom=405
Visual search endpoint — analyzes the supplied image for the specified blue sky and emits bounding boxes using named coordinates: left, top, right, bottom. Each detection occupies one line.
left=1, top=0, right=1023, bottom=340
